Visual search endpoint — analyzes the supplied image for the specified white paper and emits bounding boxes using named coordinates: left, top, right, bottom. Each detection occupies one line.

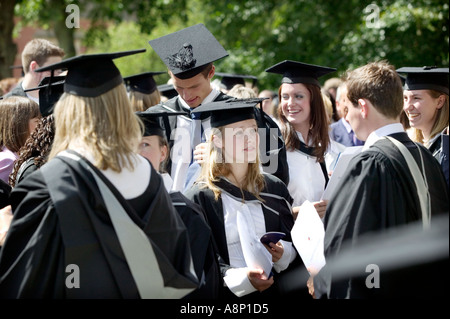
left=291, top=200, right=326, bottom=273
left=321, top=145, right=363, bottom=201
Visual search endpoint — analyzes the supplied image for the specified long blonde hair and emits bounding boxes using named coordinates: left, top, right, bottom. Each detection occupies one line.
left=49, top=84, right=143, bottom=172
left=199, top=125, right=266, bottom=201
left=129, top=90, right=161, bottom=112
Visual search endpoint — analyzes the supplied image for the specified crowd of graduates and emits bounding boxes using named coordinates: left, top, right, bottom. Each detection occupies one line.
left=0, top=23, right=448, bottom=300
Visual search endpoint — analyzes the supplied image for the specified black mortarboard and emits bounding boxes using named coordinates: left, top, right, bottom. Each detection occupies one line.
left=396, top=66, right=449, bottom=95
left=265, top=60, right=336, bottom=87
left=157, top=83, right=178, bottom=99
left=24, top=75, right=65, bottom=116
left=124, top=71, right=165, bottom=94
left=191, top=98, right=266, bottom=128
left=136, top=110, right=187, bottom=141
left=149, top=24, right=228, bottom=80
left=214, top=72, right=258, bottom=90
left=34, top=49, right=146, bottom=97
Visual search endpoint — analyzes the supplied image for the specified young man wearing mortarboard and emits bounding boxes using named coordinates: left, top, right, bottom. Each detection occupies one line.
left=0, top=49, right=198, bottom=298
left=147, top=24, right=289, bottom=193
left=310, top=61, right=449, bottom=299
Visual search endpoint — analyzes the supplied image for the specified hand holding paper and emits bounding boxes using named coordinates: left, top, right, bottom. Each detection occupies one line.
left=291, top=200, right=326, bottom=273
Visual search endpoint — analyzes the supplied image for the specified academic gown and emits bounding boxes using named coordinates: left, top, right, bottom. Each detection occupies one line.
left=167, top=189, right=221, bottom=299
left=428, top=132, right=449, bottom=187
left=0, top=151, right=198, bottom=298
left=146, top=94, right=290, bottom=188
left=314, top=132, right=449, bottom=299
left=185, top=174, right=308, bottom=299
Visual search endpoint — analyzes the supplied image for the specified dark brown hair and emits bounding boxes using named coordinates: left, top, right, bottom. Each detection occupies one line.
left=0, top=96, right=41, bottom=153
left=9, top=115, right=55, bottom=187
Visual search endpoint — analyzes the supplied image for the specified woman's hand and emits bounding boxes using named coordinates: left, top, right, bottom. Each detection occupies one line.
left=312, top=200, right=328, bottom=219
left=193, top=142, right=207, bottom=164
left=247, top=268, right=274, bottom=292
left=0, top=205, right=13, bottom=246
left=264, top=241, right=284, bottom=263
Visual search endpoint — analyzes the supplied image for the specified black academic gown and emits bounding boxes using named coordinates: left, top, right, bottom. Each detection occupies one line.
left=0, top=179, right=11, bottom=209
left=0, top=151, right=198, bottom=298
left=314, top=133, right=449, bottom=299
left=429, top=132, right=449, bottom=187
left=146, top=94, right=290, bottom=185
left=169, top=191, right=221, bottom=299
left=185, top=174, right=306, bottom=299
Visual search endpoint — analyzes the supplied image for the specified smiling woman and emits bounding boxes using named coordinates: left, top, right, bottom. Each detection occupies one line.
left=265, top=60, right=335, bottom=217
left=185, top=98, right=300, bottom=299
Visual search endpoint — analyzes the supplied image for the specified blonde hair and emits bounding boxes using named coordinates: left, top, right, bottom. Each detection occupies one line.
left=199, top=126, right=266, bottom=201
left=411, top=91, right=449, bottom=146
left=129, top=90, right=161, bottom=112
left=49, top=84, right=143, bottom=172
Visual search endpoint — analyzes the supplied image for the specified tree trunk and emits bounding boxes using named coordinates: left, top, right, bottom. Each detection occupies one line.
left=0, top=0, right=18, bottom=80
left=51, top=0, right=76, bottom=58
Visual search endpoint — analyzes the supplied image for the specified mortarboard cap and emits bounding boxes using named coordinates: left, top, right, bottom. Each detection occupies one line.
left=396, top=66, right=449, bottom=95
left=215, top=72, right=258, bottom=90
left=157, top=83, right=178, bottom=99
left=35, top=49, right=146, bottom=97
left=265, top=60, right=336, bottom=87
left=136, top=110, right=187, bottom=142
left=124, top=71, right=165, bottom=94
left=24, top=75, right=65, bottom=116
left=149, top=24, right=228, bottom=80
left=192, top=97, right=266, bottom=128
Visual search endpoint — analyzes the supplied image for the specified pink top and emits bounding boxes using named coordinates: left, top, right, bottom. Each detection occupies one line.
left=0, top=146, right=18, bottom=184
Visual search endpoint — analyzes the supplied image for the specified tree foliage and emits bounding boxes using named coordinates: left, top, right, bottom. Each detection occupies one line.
left=8, top=0, right=449, bottom=90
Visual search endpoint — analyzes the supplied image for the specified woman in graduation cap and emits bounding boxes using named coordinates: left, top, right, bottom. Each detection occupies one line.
left=184, top=98, right=300, bottom=299
left=136, top=110, right=221, bottom=299
left=398, top=66, right=449, bottom=186
left=124, top=71, right=164, bottom=112
left=265, top=60, right=336, bottom=218
left=0, top=50, right=198, bottom=299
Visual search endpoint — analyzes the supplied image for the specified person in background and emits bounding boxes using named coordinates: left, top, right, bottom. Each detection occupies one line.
left=5, top=38, right=65, bottom=104
left=185, top=98, right=299, bottom=299
left=265, top=60, right=335, bottom=218
left=258, top=89, right=279, bottom=120
left=227, top=84, right=257, bottom=99
left=311, top=61, right=449, bottom=299
left=124, top=71, right=164, bottom=111
left=214, top=72, right=258, bottom=94
left=397, top=66, right=449, bottom=186
left=330, top=83, right=365, bottom=147
left=0, top=49, right=198, bottom=298
left=0, top=96, right=41, bottom=184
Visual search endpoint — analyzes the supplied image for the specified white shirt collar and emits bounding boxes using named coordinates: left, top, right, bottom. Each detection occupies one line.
left=179, top=87, right=220, bottom=111
left=340, top=118, right=352, bottom=133
left=362, top=123, right=405, bottom=151
left=160, top=172, right=174, bottom=193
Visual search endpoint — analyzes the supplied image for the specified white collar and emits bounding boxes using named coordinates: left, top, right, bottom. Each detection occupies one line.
left=362, top=123, right=405, bottom=151
left=160, top=172, right=174, bottom=193
left=340, top=118, right=352, bottom=133
left=179, top=87, right=220, bottom=111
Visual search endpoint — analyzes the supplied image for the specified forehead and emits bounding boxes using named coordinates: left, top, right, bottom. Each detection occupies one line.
left=170, top=71, right=207, bottom=88
left=281, top=82, right=309, bottom=93
left=223, top=118, right=257, bottom=130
